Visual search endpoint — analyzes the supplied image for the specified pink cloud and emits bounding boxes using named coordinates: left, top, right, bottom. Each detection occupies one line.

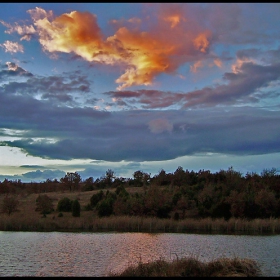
left=148, top=118, right=173, bottom=134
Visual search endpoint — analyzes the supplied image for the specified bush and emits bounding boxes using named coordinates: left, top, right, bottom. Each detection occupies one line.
left=58, top=212, right=63, bottom=217
left=36, top=194, right=54, bottom=215
left=72, top=199, right=81, bottom=217
left=97, top=197, right=114, bottom=217
left=90, top=190, right=104, bottom=208
left=57, top=197, right=72, bottom=212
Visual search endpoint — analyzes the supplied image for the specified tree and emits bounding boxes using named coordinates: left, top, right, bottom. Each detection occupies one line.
left=143, top=185, right=172, bottom=218
left=1, top=194, right=19, bottom=215
left=0, top=179, right=16, bottom=194
left=96, top=192, right=116, bottom=217
left=36, top=194, right=54, bottom=215
left=105, top=169, right=115, bottom=186
left=60, top=172, right=81, bottom=192
left=113, top=196, right=129, bottom=216
left=115, top=185, right=129, bottom=197
left=97, top=199, right=112, bottom=217
left=172, top=166, right=186, bottom=187
left=255, top=189, right=277, bottom=218
left=152, top=169, right=170, bottom=186
left=57, top=197, right=72, bottom=212
left=83, top=176, right=94, bottom=191
left=133, top=170, right=150, bottom=187
left=90, top=190, right=104, bottom=208
left=72, top=199, right=81, bottom=217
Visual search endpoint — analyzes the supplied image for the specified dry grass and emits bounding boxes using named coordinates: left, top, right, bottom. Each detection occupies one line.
left=1, top=189, right=280, bottom=234
left=108, top=256, right=261, bottom=277
left=14, top=187, right=143, bottom=212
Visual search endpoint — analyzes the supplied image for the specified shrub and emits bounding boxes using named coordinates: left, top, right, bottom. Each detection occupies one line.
left=90, top=190, right=104, bottom=208
left=58, top=212, right=63, bottom=217
left=72, top=199, right=80, bottom=217
left=97, top=197, right=114, bottom=217
left=57, top=197, right=72, bottom=212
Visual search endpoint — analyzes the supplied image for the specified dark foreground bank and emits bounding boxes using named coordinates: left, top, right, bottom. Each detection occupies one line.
left=108, top=256, right=261, bottom=277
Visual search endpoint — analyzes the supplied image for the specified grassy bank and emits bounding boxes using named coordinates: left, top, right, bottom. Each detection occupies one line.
left=108, top=256, right=261, bottom=277
left=1, top=213, right=280, bottom=234
left=1, top=190, right=280, bottom=234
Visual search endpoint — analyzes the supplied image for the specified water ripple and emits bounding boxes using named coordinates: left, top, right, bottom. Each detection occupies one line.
left=0, top=231, right=279, bottom=276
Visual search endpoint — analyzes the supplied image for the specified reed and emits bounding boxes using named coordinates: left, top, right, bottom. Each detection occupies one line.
left=1, top=212, right=280, bottom=235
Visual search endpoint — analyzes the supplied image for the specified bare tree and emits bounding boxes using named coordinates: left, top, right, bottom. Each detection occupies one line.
left=60, top=172, right=81, bottom=192
left=1, top=194, right=19, bottom=215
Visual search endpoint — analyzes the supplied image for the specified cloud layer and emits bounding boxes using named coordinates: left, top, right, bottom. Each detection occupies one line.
left=0, top=59, right=280, bottom=163
left=0, top=3, right=280, bottom=181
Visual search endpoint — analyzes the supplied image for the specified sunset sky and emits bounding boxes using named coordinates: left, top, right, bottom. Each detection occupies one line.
left=0, top=3, right=280, bottom=182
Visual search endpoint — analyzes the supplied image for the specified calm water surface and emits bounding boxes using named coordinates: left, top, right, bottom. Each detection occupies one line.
left=0, top=231, right=279, bottom=276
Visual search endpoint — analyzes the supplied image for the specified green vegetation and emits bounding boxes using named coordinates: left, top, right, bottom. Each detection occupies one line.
left=71, top=199, right=81, bottom=217
left=1, top=166, right=280, bottom=234
left=108, top=256, right=261, bottom=277
left=57, top=197, right=72, bottom=212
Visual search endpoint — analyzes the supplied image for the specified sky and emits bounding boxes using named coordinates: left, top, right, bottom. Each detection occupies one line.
left=0, top=3, right=280, bottom=183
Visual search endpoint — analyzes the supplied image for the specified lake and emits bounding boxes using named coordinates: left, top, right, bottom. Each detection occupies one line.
left=0, top=231, right=279, bottom=276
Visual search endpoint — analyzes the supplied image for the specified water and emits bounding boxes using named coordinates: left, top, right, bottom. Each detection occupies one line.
left=0, top=231, right=279, bottom=276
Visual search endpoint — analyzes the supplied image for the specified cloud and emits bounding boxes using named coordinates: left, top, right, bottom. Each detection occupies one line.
left=20, top=165, right=45, bottom=169
left=0, top=63, right=90, bottom=105
left=2, top=4, right=280, bottom=90
left=0, top=41, right=24, bottom=53
left=0, top=62, right=33, bottom=79
left=0, top=19, right=36, bottom=41
left=1, top=60, right=280, bottom=163
left=1, top=90, right=280, bottom=162
left=0, top=4, right=279, bottom=166
left=182, top=61, right=280, bottom=108
left=1, top=5, right=217, bottom=90
left=106, top=89, right=185, bottom=109
left=148, top=118, right=173, bottom=134
left=159, top=3, right=187, bottom=28
left=106, top=54, right=280, bottom=109
left=190, top=60, right=203, bottom=73
left=22, top=169, right=65, bottom=180
left=0, top=169, right=65, bottom=183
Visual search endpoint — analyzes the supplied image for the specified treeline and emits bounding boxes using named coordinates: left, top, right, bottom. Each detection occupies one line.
left=1, top=166, right=280, bottom=220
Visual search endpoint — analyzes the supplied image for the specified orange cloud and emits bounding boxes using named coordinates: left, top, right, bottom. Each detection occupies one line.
left=193, top=31, right=211, bottom=53
left=164, top=15, right=181, bottom=28
left=109, top=26, right=176, bottom=90
left=127, top=17, right=142, bottom=24
left=190, top=61, right=203, bottom=73
left=213, top=58, right=222, bottom=68
left=158, top=3, right=186, bottom=28
left=21, top=6, right=213, bottom=90
left=30, top=9, right=104, bottom=60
